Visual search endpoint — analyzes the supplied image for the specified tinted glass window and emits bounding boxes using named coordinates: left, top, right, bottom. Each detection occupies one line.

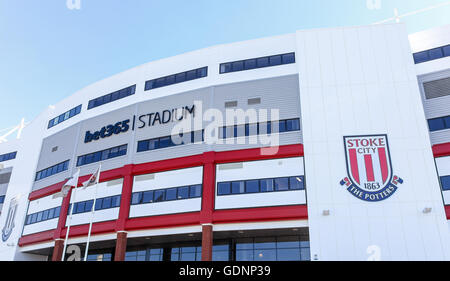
left=232, top=181, right=245, bottom=194
left=413, top=51, right=429, bottom=63
left=246, top=180, right=259, bottom=193
left=443, top=45, right=450, bottom=57
left=282, top=53, right=295, bottom=64
left=142, top=191, right=154, bottom=203
left=166, top=188, right=177, bottom=201
left=256, top=57, right=269, bottom=68
left=232, top=61, right=244, bottom=72
left=218, top=182, right=231, bottom=195
left=186, top=70, right=197, bottom=80
left=290, top=177, right=304, bottom=190
left=220, top=63, right=232, bottom=74
left=260, top=179, right=274, bottom=192
left=244, top=59, right=257, bottom=70
left=274, top=178, right=289, bottom=191
left=428, top=48, right=443, bottom=60
left=444, top=116, right=450, bottom=128
left=269, top=55, right=282, bottom=66
left=190, top=185, right=202, bottom=198
left=177, top=186, right=189, bottom=199
left=154, top=190, right=165, bottom=202
left=131, top=192, right=142, bottom=205
left=441, top=176, right=450, bottom=191
left=428, top=118, right=446, bottom=132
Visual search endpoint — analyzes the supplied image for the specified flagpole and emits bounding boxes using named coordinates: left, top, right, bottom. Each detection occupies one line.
left=83, top=164, right=101, bottom=261
left=61, top=168, right=80, bottom=261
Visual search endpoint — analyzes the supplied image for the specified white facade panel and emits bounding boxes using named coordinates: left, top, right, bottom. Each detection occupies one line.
left=436, top=156, right=450, bottom=176
left=129, top=198, right=202, bottom=218
left=299, top=23, right=450, bottom=261
left=132, top=167, right=203, bottom=193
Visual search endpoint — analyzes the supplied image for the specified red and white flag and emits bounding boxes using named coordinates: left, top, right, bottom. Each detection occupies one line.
left=82, top=166, right=100, bottom=190
left=52, top=170, right=80, bottom=199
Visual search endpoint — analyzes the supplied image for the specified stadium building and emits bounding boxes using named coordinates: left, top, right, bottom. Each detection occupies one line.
left=0, top=23, right=450, bottom=261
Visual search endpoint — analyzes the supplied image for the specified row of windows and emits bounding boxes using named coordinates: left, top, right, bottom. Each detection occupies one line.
left=136, top=119, right=300, bottom=153
left=221, top=118, right=300, bottom=139
left=0, top=151, right=17, bottom=163
left=413, top=44, right=450, bottom=64
left=77, top=144, right=127, bottom=167
left=87, top=85, right=136, bottom=110
left=68, top=195, right=122, bottom=215
left=428, top=115, right=450, bottom=132
left=131, top=184, right=202, bottom=205
left=137, top=130, right=204, bottom=153
left=35, top=160, right=70, bottom=181
left=217, top=176, right=305, bottom=196
left=145, top=67, right=208, bottom=91
left=441, top=176, right=450, bottom=191
left=122, top=236, right=310, bottom=261
left=25, top=206, right=61, bottom=226
left=220, top=53, right=295, bottom=74
left=48, top=105, right=82, bottom=129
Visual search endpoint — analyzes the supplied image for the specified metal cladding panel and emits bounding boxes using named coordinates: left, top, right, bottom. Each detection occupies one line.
left=32, top=124, right=80, bottom=192
left=212, top=75, right=301, bottom=121
left=418, top=70, right=450, bottom=145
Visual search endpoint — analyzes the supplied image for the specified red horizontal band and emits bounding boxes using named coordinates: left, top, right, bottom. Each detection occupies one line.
left=433, top=142, right=450, bottom=158
left=18, top=230, right=55, bottom=247
left=445, top=206, right=450, bottom=220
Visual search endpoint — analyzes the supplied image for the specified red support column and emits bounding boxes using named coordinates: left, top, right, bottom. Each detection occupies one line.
left=200, top=152, right=216, bottom=261
left=52, top=239, right=65, bottom=261
left=200, top=152, right=215, bottom=224
left=116, top=164, right=134, bottom=232
left=54, top=187, right=73, bottom=240
left=114, top=231, right=128, bottom=261
left=201, top=224, right=213, bottom=261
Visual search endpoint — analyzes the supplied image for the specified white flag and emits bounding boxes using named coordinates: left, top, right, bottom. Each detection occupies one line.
left=82, top=167, right=100, bottom=190
left=52, top=170, right=80, bottom=199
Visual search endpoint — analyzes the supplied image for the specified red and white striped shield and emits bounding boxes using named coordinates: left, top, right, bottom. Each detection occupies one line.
left=344, top=135, right=392, bottom=192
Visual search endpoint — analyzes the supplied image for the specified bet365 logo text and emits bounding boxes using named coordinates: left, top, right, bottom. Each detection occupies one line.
left=340, top=135, right=403, bottom=202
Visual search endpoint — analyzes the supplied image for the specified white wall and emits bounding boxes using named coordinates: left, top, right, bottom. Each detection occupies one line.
left=299, top=23, right=450, bottom=261
left=22, top=195, right=62, bottom=236
left=129, top=167, right=203, bottom=218
left=437, top=156, right=450, bottom=204
left=215, top=157, right=305, bottom=210
left=65, top=179, right=123, bottom=227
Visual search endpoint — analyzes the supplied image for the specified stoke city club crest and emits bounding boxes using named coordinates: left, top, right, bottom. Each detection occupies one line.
left=340, top=135, right=403, bottom=202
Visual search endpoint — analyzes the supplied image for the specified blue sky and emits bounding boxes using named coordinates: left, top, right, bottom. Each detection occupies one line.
left=0, top=0, right=449, bottom=131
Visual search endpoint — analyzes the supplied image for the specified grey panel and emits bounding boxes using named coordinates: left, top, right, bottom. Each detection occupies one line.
left=423, top=77, right=450, bottom=100
left=418, top=70, right=450, bottom=145
left=213, top=75, right=301, bottom=121
left=0, top=173, right=11, bottom=184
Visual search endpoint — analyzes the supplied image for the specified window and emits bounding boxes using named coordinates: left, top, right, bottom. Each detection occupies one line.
left=171, top=246, right=202, bottom=261
left=35, top=160, right=70, bottom=181
left=67, top=195, right=121, bottom=217
left=25, top=206, right=62, bottom=225
left=131, top=184, right=202, bottom=206
left=77, top=145, right=127, bottom=167
left=441, top=176, right=450, bottom=191
left=235, top=237, right=310, bottom=261
left=220, top=53, right=295, bottom=74
left=413, top=44, right=450, bottom=64
left=218, top=176, right=304, bottom=196
left=137, top=131, right=205, bottom=153
left=220, top=118, right=300, bottom=139
left=428, top=116, right=450, bottom=132
left=0, top=151, right=17, bottom=163
left=232, top=181, right=245, bottom=194
left=0, top=196, right=5, bottom=204
left=246, top=180, right=259, bottom=193
left=289, top=176, right=305, bottom=190
left=145, top=67, right=208, bottom=91
left=217, top=182, right=231, bottom=195
left=87, top=85, right=136, bottom=110
left=48, top=105, right=82, bottom=129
